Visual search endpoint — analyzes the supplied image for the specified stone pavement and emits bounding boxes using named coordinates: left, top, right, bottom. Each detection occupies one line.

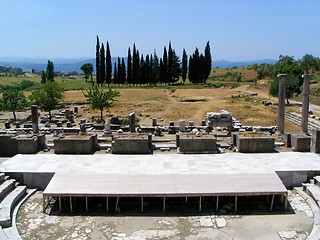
left=17, top=191, right=312, bottom=240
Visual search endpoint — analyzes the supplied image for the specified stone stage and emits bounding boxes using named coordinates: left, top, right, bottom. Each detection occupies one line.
left=1, top=152, right=320, bottom=213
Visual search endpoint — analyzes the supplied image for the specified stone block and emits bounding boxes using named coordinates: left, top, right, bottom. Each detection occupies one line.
left=112, top=134, right=151, bottom=154
left=311, top=130, right=320, bottom=153
left=54, top=134, right=97, bottom=154
left=283, top=132, right=292, bottom=147
left=236, top=134, right=275, bottom=153
left=290, top=133, right=311, bottom=152
left=178, top=134, right=217, bottom=153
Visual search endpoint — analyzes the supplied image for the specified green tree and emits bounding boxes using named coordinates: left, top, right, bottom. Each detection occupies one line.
left=80, top=63, right=93, bottom=82
left=0, top=89, right=28, bottom=121
left=99, top=43, right=106, bottom=86
left=41, top=70, right=46, bottom=84
left=29, top=81, right=64, bottom=121
left=204, top=41, right=212, bottom=79
left=182, top=48, right=188, bottom=84
left=46, top=60, right=55, bottom=81
left=127, top=47, right=132, bottom=85
left=269, top=74, right=301, bottom=104
left=84, top=85, right=120, bottom=120
left=300, top=54, right=319, bottom=74
left=96, top=36, right=100, bottom=85
left=106, top=41, right=112, bottom=86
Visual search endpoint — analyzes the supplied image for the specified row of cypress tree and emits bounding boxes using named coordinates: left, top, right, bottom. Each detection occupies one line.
left=95, top=36, right=211, bottom=86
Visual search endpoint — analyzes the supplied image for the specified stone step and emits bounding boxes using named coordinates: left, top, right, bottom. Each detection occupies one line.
left=3, top=226, right=22, bottom=240
left=0, top=180, right=16, bottom=202
left=0, top=186, right=27, bottom=228
left=306, top=185, right=320, bottom=208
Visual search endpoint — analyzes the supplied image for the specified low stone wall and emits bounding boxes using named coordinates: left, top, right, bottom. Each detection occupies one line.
left=54, top=134, right=97, bottom=154
left=236, top=134, right=275, bottom=153
left=177, top=134, right=217, bottom=153
left=290, top=133, right=311, bottom=152
left=112, top=134, right=151, bottom=154
left=0, top=134, right=44, bottom=157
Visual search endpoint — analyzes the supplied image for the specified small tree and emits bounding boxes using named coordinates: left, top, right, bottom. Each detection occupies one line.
left=29, top=81, right=63, bottom=120
left=41, top=71, right=46, bottom=84
left=80, top=63, right=94, bottom=82
left=46, top=60, right=55, bottom=81
left=0, top=89, right=28, bottom=121
left=83, top=85, right=120, bottom=121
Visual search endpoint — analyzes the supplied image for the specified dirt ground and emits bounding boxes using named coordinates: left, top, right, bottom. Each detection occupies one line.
left=50, top=86, right=300, bottom=131
left=17, top=190, right=312, bottom=240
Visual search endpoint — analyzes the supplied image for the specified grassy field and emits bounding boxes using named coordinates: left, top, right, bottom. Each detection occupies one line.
left=2, top=67, right=320, bottom=132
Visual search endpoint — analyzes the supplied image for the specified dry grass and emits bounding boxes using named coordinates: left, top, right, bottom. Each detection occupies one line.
left=62, top=86, right=299, bottom=131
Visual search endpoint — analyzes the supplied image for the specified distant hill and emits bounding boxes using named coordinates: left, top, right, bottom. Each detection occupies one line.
left=0, top=57, right=277, bottom=73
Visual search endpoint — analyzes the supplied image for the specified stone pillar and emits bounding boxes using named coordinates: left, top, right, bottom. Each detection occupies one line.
left=189, top=121, right=194, bottom=127
left=169, top=121, right=174, bottom=127
left=80, top=123, right=86, bottom=134
left=31, top=105, right=39, bottom=133
left=4, top=121, right=10, bottom=129
left=129, top=112, right=136, bottom=133
left=277, top=74, right=287, bottom=134
left=179, top=120, right=186, bottom=132
left=104, top=118, right=111, bottom=135
left=301, top=74, right=312, bottom=134
left=152, top=118, right=157, bottom=127
left=201, top=120, right=207, bottom=126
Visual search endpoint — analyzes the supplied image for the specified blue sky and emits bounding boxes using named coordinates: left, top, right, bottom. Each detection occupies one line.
left=1, top=0, right=319, bottom=61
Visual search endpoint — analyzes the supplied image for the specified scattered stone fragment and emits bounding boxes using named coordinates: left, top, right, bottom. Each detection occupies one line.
left=216, top=218, right=227, bottom=228
left=278, top=230, right=297, bottom=239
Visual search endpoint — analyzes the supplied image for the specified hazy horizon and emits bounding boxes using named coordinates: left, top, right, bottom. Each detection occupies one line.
left=1, top=0, right=319, bottom=61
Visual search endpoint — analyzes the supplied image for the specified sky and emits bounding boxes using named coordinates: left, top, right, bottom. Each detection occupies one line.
left=0, top=0, right=320, bottom=61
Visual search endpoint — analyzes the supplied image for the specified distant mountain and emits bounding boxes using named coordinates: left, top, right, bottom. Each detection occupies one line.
left=213, top=59, right=277, bottom=68
left=0, top=57, right=277, bottom=73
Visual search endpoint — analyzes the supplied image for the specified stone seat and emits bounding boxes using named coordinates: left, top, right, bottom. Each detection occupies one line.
left=0, top=180, right=16, bottom=201
left=306, top=185, right=320, bottom=208
left=0, top=227, right=9, bottom=240
left=0, top=186, right=26, bottom=228
left=0, top=173, right=5, bottom=183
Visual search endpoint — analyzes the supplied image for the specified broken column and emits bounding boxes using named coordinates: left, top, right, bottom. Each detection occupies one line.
left=129, top=112, right=136, bottom=133
left=152, top=118, right=157, bottom=127
left=277, top=74, right=287, bottom=134
left=79, top=119, right=87, bottom=134
left=179, top=119, right=186, bottom=132
left=301, top=74, right=312, bottom=134
left=104, top=118, right=111, bottom=135
left=31, top=105, right=39, bottom=133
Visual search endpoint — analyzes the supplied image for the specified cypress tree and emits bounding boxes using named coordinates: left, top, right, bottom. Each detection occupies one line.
left=113, top=62, right=118, bottom=85
left=167, top=42, right=173, bottom=84
left=159, top=58, right=164, bottom=84
left=106, top=41, right=112, bottom=86
left=153, top=50, right=160, bottom=85
left=145, top=54, right=150, bottom=84
left=96, top=36, right=100, bottom=85
left=139, top=54, right=145, bottom=85
left=171, top=50, right=181, bottom=84
left=127, top=47, right=132, bottom=85
left=163, top=47, right=168, bottom=85
left=204, top=41, right=212, bottom=80
left=182, top=49, right=188, bottom=84
left=132, top=44, right=140, bottom=86
left=99, top=43, right=106, bottom=86
left=121, top=58, right=126, bottom=85
left=117, top=57, right=121, bottom=86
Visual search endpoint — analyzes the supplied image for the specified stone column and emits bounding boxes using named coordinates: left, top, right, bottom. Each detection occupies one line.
left=179, top=119, right=186, bottom=132
left=277, top=74, right=287, bottom=134
left=301, top=74, right=312, bottom=134
left=152, top=118, right=157, bottom=127
left=129, top=112, right=136, bottom=133
left=104, top=118, right=111, bottom=135
left=31, top=105, right=39, bottom=133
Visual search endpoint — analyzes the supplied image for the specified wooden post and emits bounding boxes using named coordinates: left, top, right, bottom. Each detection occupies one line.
left=70, top=197, right=73, bottom=213
left=115, top=197, right=119, bottom=212
left=285, top=193, right=288, bottom=210
left=199, top=196, right=202, bottom=212
left=141, top=197, right=144, bottom=213
left=163, top=197, right=166, bottom=213
left=59, top=196, right=62, bottom=211
left=270, top=195, right=275, bottom=211
left=85, top=197, right=88, bottom=212
left=216, top=196, right=219, bottom=212
left=235, top=196, right=238, bottom=213
left=43, top=196, right=46, bottom=213
left=106, top=197, right=109, bottom=212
